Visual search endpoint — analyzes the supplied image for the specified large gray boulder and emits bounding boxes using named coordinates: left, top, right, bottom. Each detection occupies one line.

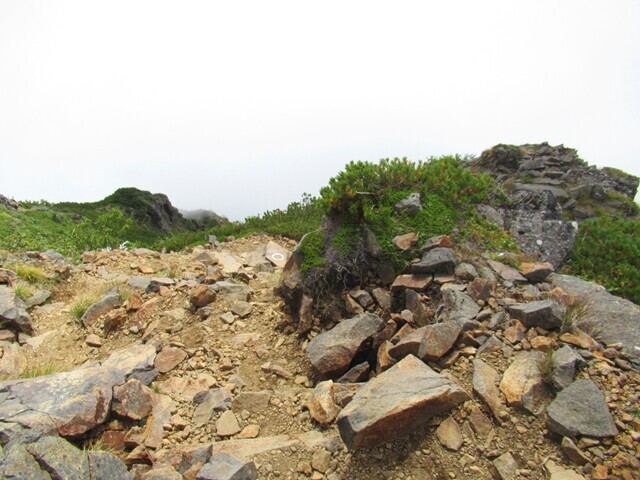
left=0, top=286, right=32, bottom=334
left=551, top=273, right=640, bottom=366
left=546, top=379, right=618, bottom=438
left=307, top=313, right=385, bottom=378
left=337, top=355, right=469, bottom=449
left=0, top=344, right=156, bottom=437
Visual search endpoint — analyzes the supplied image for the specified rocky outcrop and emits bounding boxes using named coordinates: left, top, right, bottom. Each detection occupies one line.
left=0, top=286, right=32, bottom=334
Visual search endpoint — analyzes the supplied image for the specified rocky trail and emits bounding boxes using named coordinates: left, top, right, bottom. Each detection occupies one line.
left=1, top=234, right=639, bottom=480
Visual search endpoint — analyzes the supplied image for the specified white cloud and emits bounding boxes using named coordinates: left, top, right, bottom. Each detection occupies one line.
left=1, top=0, right=638, bottom=219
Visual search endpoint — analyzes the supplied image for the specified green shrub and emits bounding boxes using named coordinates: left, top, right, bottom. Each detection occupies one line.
left=563, top=216, right=640, bottom=303
left=14, top=264, right=48, bottom=283
left=298, top=230, right=326, bottom=273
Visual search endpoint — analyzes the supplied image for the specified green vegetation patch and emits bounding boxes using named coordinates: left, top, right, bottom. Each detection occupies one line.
left=562, top=216, right=640, bottom=304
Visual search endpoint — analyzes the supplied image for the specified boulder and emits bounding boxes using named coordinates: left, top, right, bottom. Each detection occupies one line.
left=411, top=248, right=456, bottom=274
left=546, top=379, right=618, bottom=438
left=519, top=262, right=554, bottom=283
left=265, top=241, right=290, bottom=268
left=306, top=313, right=385, bottom=378
left=439, top=289, right=480, bottom=327
left=499, top=351, right=550, bottom=414
left=508, top=300, right=562, bottom=330
left=336, top=355, right=469, bottom=449
left=112, top=379, right=154, bottom=420
left=467, top=277, right=491, bottom=302
left=216, top=281, right=251, bottom=302
left=0, top=286, right=32, bottom=334
left=0, top=344, right=156, bottom=437
left=551, top=273, right=640, bottom=366
left=154, top=347, right=187, bottom=373
left=454, top=262, right=478, bottom=281
left=196, top=452, right=257, bottom=480
left=388, top=326, right=426, bottom=360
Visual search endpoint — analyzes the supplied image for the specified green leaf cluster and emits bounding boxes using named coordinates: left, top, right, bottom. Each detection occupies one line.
left=563, top=216, right=640, bottom=304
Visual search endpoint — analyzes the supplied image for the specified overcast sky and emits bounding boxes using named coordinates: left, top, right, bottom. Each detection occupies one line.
left=1, top=1, right=638, bottom=220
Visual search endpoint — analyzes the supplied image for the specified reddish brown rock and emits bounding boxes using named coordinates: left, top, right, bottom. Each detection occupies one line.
left=376, top=341, right=397, bottom=373
left=113, top=379, right=154, bottom=420
left=189, top=285, right=217, bottom=308
left=390, top=274, right=432, bottom=292
left=520, top=262, right=554, bottom=283
left=392, top=232, right=419, bottom=251
left=154, top=347, right=187, bottom=373
left=467, top=277, right=491, bottom=302
left=420, top=234, right=453, bottom=252
left=503, top=320, right=527, bottom=344
left=337, top=355, right=469, bottom=450
left=499, top=351, right=551, bottom=414
left=436, top=416, right=463, bottom=450
left=388, top=326, right=426, bottom=360
left=487, top=260, right=527, bottom=282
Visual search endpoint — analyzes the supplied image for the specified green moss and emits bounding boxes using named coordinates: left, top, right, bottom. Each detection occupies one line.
left=299, top=230, right=326, bottom=273
left=464, top=216, right=519, bottom=253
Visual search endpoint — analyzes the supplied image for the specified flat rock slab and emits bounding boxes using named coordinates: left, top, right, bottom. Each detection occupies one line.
left=197, top=452, right=257, bottom=480
left=488, top=260, right=527, bottom=282
left=307, top=313, right=385, bottom=378
left=154, top=347, right=187, bottom=373
left=436, top=416, right=463, bottom=450
left=0, top=344, right=155, bottom=437
left=551, top=273, right=640, bottom=366
left=336, top=355, right=469, bottom=450
left=265, top=241, right=290, bottom=268
left=472, top=359, right=507, bottom=421
left=508, top=300, right=562, bottom=330
left=390, top=274, right=432, bottom=292
left=546, top=379, right=618, bottom=438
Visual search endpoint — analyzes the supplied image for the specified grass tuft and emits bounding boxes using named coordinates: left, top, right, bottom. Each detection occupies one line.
left=13, top=264, right=48, bottom=283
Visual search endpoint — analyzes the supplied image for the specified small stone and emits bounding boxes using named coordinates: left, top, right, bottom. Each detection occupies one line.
left=491, top=452, right=518, bottom=480
left=392, top=232, right=419, bottom=251
left=436, top=416, right=463, bottom=451
left=216, top=411, right=241, bottom=436
left=307, top=381, right=339, bottom=425
left=311, top=448, right=332, bottom=473
left=154, top=347, right=187, bottom=373
left=85, top=334, right=102, bottom=347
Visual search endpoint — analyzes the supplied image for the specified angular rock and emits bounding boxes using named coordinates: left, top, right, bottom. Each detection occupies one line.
left=337, top=362, right=370, bottom=383
left=336, top=355, right=469, bottom=450
left=546, top=379, right=618, bottom=438
left=216, top=281, right=251, bottom=302
left=88, top=450, right=133, bottom=480
left=420, top=234, right=453, bottom=252
left=112, top=379, right=154, bottom=420
left=544, top=460, right=587, bottom=480
left=499, top=351, right=550, bottom=414
left=307, top=380, right=339, bottom=425
left=376, top=340, right=397, bottom=373
left=491, top=452, right=518, bottom=480
left=216, top=410, right=241, bottom=436
left=218, top=253, right=243, bottom=275
left=439, top=289, right=481, bottom=327
left=412, top=248, right=456, bottom=274
left=520, top=262, right=554, bottom=283
left=467, top=277, right=491, bottom=302
left=487, top=260, right=527, bottom=282
left=472, top=359, right=507, bottom=421
left=0, top=286, right=32, bottom=334
left=417, top=322, right=462, bottom=362
left=190, top=285, right=217, bottom=308
left=154, top=347, right=187, bottom=373
left=142, top=466, right=182, bottom=479
left=0, top=344, right=155, bottom=437
left=508, top=300, right=562, bottom=330
left=363, top=226, right=383, bottom=258
left=230, top=300, right=252, bottom=318
left=551, top=345, right=585, bottom=390
left=371, top=288, right=391, bottom=311
left=306, top=313, right=385, bottom=378
left=193, top=388, right=233, bottom=426
left=0, top=341, right=26, bottom=379
left=388, top=326, right=426, bottom=360
left=197, top=452, right=257, bottom=480
left=561, top=437, right=590, bottom=466
left=392, top=232, right=419, bottom=251
left=390, top=274, right=432, bottom=292
left=436, top=416, right=463, bottom=450
left=394, top=192, right=422, bottom=215
left=349, top=289, right=374, bottom=309
left=81, top=292, right=121, bottom=328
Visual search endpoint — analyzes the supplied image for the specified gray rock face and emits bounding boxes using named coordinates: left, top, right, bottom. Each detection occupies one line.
left=307, top=313, right=385, bottom=378
left=546, top=379, right=618, bottom=438
left=197, top=452, right=257, bottom=480
left=417, top=322, right=463, bottom=362
left=412, top=248, right=456, bottom=274
left=507, top=300, right=562, bottom=330
left=216, top=281, right=251, bottom=302
left=551, top=273, right=640, bottom=366
left=0, top=286, right=32, bottom=334
left=551, top=346, right=585, bottom=391
left=337, top=355, right=469, bottom=450
left=0, top=344, right=156, bottom=437
left=394, top=192, right=422, bottom=215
